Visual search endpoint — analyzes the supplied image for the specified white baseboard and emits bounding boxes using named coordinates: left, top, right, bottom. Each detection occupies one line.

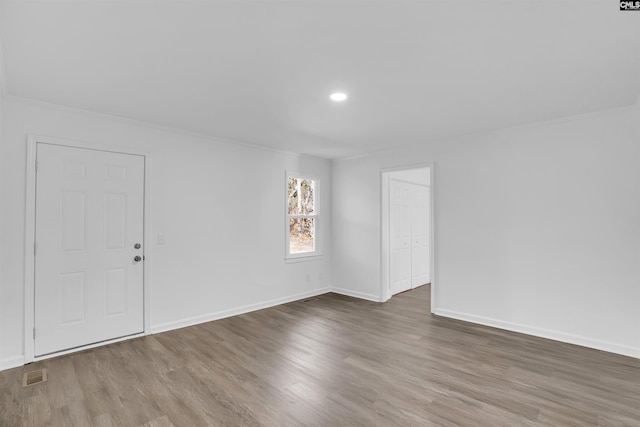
left=331, top=287, right=381, bottom=302
left=151, top=286, right=332, bottom=334
left=0, top=356, right=24, bottom=371
left=434, top=308, right=639, bottom=359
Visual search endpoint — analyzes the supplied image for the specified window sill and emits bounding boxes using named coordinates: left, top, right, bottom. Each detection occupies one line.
left=285, top=254, right=324, bottom=264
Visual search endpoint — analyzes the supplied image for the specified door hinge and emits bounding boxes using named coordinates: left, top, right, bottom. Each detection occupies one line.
left=33, top=328, right=36, bottom=339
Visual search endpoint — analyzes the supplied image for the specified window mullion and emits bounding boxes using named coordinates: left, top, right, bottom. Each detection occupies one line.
left=297, top=179, right=301, bottom=215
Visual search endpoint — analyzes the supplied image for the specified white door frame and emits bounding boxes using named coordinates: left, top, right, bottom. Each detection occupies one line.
left=24, top=134, right=152, bottom=363
left=380, top=163, right=435, bottom=312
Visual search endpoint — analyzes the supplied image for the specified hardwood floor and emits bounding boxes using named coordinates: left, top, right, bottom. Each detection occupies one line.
left=1, top=285, right=639, bottom=426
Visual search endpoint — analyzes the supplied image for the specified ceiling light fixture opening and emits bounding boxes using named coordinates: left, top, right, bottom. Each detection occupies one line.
left=330, top=92, right=348, bottom=102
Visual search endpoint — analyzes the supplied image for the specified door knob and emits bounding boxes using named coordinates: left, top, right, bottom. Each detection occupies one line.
left=134, top=243, right=141, bottom=249
left=134, top=256, right=142, bottom=262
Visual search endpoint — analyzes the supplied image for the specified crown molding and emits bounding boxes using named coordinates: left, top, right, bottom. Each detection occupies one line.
left=3, top=94, right=327, bottom=160
left=334, top=103, right=640, bottom=163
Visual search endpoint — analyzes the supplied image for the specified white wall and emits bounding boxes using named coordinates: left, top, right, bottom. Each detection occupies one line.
left=333, top=106, right=640, bottom=358
left=0, top=28, right=5, bottom=366
left=0, top=98, right=332, bottom=369
left=0, top=97, right=3, bottom=365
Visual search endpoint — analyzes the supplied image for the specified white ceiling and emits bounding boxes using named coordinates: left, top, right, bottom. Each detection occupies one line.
left=1, top=0, right=639, bottom=159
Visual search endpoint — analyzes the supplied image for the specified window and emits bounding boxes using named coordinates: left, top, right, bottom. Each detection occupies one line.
left=286, top=173, right=319, bottom=258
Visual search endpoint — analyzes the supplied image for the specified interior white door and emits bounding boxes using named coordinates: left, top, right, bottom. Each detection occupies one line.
left=390, top=179, right=411, bottom=295
left=411, top=184, right=430, bottom=288
left=34, top=143, right=145, bottom=356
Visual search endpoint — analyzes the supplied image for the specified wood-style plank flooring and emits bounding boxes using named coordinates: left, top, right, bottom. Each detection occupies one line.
left=1, top=285, right=639, bottom=426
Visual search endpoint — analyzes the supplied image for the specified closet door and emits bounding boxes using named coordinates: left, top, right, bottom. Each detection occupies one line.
left=411, top=184, right=430, bottom=288
left=390, top=180, right=411, bottom=294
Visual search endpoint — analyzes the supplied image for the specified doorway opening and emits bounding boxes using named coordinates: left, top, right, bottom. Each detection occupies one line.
left=381, top=165, right=434, bottom=311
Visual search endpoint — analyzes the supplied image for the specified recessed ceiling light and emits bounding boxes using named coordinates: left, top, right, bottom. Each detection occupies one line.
left=330, top=92, right=348, bottom=102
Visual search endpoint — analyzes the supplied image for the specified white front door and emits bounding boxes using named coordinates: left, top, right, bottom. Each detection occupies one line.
left=390, top=179, right=411, bottom=295
left=34, top=143, right=145, bottom=357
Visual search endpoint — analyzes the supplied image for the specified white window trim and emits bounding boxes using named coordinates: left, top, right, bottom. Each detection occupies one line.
left=285, top=171, right=322, bottom=261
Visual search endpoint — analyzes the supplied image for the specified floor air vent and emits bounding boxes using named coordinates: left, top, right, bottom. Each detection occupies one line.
left=22, top=369, right=47, bottom=387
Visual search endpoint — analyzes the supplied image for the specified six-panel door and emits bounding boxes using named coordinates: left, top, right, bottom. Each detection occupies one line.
left=34, top=143, right=144, bottom=356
